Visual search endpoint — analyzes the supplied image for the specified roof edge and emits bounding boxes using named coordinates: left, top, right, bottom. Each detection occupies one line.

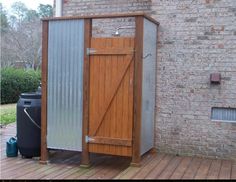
left=42, top=12, right=159, bottom=26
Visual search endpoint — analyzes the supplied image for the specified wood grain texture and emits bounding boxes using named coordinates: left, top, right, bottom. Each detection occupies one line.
left=231, top=163, right=236, bottom=179
left=145, top=155, right=174, bottom=179
left=89, top=137, right=132, bottom=147
left=131, top=16, right=144, bottom=166
left=2, top=124, right=235, bottom=180
left=40, top=20, right=49, bottom=163
left=88, top=37, right=134, bottom=157
left=182, top=157, right=202, bottom=179
left=218, top=160, right=232, bottom=179
left=115, top=152, right=158, bottom=179
left=194, top=159, right=212, bottom=179
left=81, top=18, right=92, bottom=167
left=42, top=13, right=160, bottom=26
left=170, top=156, right=192, bottom=179
left=207, top=159, right=222, bottom=179
left=132, top=153, right=165, bottom=179
left=157, top=156, right=182, bottom=179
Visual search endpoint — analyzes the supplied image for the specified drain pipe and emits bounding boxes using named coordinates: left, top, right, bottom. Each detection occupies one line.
left=55, top=0, right=62, bottom=17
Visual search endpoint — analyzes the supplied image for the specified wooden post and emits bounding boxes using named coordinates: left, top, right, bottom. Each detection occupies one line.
left=40, top=20, right=49, bottom=164
left=131, top=16, right=144, bottom=167
left=81, top=18, right=92, bottom=168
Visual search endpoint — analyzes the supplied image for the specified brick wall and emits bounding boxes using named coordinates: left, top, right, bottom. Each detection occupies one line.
left=62, top=0, right=151, bottom=37
left=61, top=0, right=236, bottom=160
left=152, top=0, right=236, bottom=160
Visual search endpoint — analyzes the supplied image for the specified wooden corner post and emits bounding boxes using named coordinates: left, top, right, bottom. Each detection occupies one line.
left=40, top=20, right=49, bottom=164
left=131, top=16, right=144, bottom=167
left=81, top=18, right=92, bottom=168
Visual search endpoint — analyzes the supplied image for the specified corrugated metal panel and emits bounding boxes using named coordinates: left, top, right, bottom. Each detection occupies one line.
left=211, top=107, right=236, bottom=122
left=47, top=20, right=84, bottom=151
left=141, top=18, right=157, bottom=155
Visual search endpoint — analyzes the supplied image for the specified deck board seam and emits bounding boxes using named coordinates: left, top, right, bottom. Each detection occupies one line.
left=156, top=155, right=176, bottom=179
left=193, top=158, right=203, bottom=179
left=180, top=157, right=193, bottom=179
left=168, top=156, right=184, bottom=179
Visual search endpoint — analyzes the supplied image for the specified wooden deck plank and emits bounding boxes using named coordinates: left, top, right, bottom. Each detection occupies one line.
left=3, top=162, right=44, bottom=179
left=41, top=165, right=76, bottom=179
left=63, top=167, right=91, bottom=179
left=63, top=156, right=108, bottom=179
left=157, top=156, right=182, bottom=179
left=88, top=157, right=121, bottom=179
left=38, top=164, right=76, bottom=179
left=1, top=123, right=235, bottom=180
left=132, top=153, right=165, bottom=179
left=78, top=157, right=116, bottom=179
left=231, top=163, right=236, bottom=179
left=17, top=164, right=59, bottom=179
left=182, top=157, right=202, bottom=179
left=114, top=152, right=156, bottom=179
left=194, top=159, right=212, bottom=179
left=102, top=159, right=130, bottom=179
left=89, top=157, right=128, bottom=179
left=53, top=167, right=82, bottom=179
left=145, top=154, right=174, bottom=179
left=39, top=154, right=84, bottom=179
left=21, top=154, right=82, bottom=179
left=207, top=159, right=222, bottom=179
left=1, top=159, right=36, bottom=174
left=1, top=157, right=33, bottom=171
left=170, top=156, right=192, bottom=179
left=218, top=160, right=232, bottom=179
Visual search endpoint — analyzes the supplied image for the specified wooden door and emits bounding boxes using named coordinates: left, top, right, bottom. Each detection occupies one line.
left=88, top=37, right=134, bottom=156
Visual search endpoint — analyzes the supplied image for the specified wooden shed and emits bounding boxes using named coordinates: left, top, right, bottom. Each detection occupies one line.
left=41, top=13, right=159, bottom=166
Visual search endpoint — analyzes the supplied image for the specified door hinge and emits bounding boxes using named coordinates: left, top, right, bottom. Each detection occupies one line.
left=85, top=135, right=95, bottom=143
left=86, top=48, right=96, bottom=55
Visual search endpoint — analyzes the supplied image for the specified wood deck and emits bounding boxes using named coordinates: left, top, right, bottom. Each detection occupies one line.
left=1, top=123, right=235, bottom=179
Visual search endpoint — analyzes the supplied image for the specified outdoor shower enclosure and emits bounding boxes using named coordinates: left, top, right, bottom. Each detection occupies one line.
left=41, top=13, right=159, bottom=166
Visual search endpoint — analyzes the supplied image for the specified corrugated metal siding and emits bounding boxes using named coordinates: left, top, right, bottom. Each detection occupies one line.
left=47, top=20, right=84, bottom=151
left=211, top=107, right=236, bottom=122
left=141, top=19, right=157, bottom=155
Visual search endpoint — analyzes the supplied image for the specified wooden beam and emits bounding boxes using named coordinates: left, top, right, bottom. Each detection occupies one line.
left=131, top=16, right=144, bottom=167
left=42, top=12, right=160, bottom=26
left=40, top=20, right=49, bottom=164
left=88, top=137, right=132, bottom=147
left=81, top=18, right=92, bottom=168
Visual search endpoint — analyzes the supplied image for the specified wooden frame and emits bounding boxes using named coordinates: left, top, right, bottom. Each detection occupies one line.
left=131, top=16, right=144, bottom=167
left=40, top=20, right=49, bottom=164
left=42, top=12, right=159, bottom=26
left=40, top=13, right=159, bottom=166
left=81, top=19, right=92, bottom=168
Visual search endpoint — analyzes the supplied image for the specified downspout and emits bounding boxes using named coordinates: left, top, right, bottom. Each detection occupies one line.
left=55, top=0, right=62, bottom=17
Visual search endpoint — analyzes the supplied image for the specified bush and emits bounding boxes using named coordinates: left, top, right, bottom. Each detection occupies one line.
left=1, top=67, right=41, bottom=104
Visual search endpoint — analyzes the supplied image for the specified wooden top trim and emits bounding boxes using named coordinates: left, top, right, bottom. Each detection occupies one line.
left=42, top=12, right=159, bottom=26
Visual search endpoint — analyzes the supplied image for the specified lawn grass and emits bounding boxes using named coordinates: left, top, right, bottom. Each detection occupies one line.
left=0, top=103, right=16, bottom=125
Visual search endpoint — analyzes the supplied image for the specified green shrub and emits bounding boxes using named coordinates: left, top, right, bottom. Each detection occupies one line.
left=1, top=68, right=41, bottom=104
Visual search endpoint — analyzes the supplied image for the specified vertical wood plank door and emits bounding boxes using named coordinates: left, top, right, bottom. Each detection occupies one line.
left=88, top=37, right=135, bottom=157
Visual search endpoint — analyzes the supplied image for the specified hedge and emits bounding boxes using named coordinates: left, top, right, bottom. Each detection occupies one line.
left=1, top=67, right=41, bottom=104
